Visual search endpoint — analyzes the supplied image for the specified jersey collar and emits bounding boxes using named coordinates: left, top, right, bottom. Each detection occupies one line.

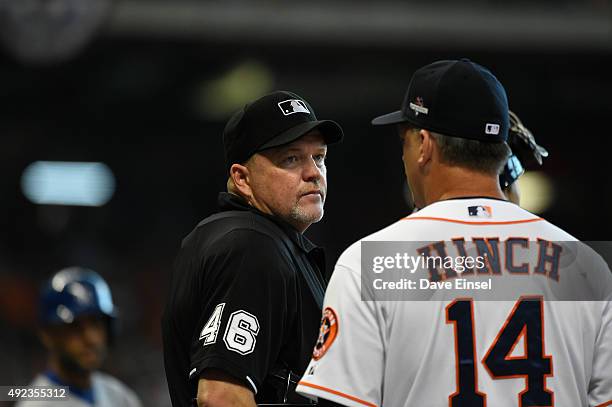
left=438, top=195, right=510, bottom=203
left=415, top=195, right=511, bottom=211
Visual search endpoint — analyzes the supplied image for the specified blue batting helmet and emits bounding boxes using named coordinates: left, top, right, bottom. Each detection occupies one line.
left=40, top=267, right=116, bottom=326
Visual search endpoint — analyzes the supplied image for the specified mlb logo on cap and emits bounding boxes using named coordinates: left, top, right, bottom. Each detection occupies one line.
left=485, top=123, right=500, bottom=135
left=468, top=205, right=492, bottom=218
left=278, top=99, right=311, bottom=116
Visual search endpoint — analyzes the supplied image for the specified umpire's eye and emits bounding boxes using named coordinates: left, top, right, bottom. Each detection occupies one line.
left=313, top=154, right=326, bottom=167
left=284, top=155, right=299, bottom=165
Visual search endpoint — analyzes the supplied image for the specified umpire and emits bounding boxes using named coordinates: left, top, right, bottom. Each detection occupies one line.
left=162, top=91, right=343, bottom=407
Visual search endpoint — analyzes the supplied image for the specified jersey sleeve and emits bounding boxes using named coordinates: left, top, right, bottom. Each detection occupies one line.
left=589, top=297, right=612, bottom=407
left=296, top=258, right=385, bottom=407
left=587, top=248, right=612, bottom=407
left=188, top=229, right=292, bottom=395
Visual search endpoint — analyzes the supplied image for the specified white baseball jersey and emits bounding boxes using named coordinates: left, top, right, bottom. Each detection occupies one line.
left=15, top=371, right=142, bottom=407
left=297, top=198, right=612, bottom=407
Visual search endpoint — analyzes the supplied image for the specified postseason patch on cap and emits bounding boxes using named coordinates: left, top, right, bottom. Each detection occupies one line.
left=278, top=99, right=310, bottom=116
left=409, top=96, right=429, bottom=116
left=468, top=205, right=492, bottom=218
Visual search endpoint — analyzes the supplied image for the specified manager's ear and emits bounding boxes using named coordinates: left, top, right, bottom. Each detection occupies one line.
left=418, top=129, right=434, bottom=168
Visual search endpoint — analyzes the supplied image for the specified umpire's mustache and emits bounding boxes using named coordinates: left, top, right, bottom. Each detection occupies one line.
left=300, top=180, right=325, bottom=201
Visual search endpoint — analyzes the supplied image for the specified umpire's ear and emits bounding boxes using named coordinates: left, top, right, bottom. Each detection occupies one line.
left=228, top=162, right=252, bottom=201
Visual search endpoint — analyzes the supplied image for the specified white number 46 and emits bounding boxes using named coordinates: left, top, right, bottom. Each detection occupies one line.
left=199, top=303, right=260, bottom=355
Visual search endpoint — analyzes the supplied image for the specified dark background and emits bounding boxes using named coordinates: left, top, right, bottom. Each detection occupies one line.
left=1, top=1, right=611, bottom=406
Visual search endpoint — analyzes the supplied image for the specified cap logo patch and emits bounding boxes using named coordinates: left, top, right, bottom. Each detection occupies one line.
left=278, top=99, right=310, bottom=116
left=312, top=307, right=338, bottom=360
left=485, top=123, right=500, bottom=135
left=468, top=205, right=492, bottom=218
left=409, top=97, right=429, bottom=116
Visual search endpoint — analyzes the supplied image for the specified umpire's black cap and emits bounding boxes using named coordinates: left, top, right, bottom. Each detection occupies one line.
left=372, top=59, right=509, bottom=143
left=223, top=91, right=344, bottom=171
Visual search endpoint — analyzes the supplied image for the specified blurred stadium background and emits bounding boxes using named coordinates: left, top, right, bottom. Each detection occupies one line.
left=0, top=0, right=611, bottom=406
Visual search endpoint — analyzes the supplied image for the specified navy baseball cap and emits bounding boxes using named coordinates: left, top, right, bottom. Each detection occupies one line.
left=223, top=91, right=344, bottom=171
left=372, top=59, right=509, bottom=143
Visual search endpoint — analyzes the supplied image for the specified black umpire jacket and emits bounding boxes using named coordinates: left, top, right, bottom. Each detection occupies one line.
left=162, top=192, right=326, bottom=406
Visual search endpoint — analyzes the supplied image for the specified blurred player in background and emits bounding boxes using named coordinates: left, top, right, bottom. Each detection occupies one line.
left=499, top=110, right=549, bottom=205
left=297, top=59, right=612, bottom=406
left=17, top=267, right=141, bottom=407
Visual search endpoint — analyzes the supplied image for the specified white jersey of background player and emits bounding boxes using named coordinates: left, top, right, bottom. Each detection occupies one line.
left=16, top=267, right=141, bottom=407
left=297, top=59, right=612, bottom=407
left=17, top=372, right=140, bottom=407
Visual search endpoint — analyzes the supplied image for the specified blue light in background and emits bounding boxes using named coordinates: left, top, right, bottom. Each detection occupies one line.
left=21, top=161, right=116, bottom=207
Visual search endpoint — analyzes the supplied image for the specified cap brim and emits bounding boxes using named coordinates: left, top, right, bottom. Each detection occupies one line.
left=371, top=110, right=410, bottom=126
left=258, top=120, right=344, bottom=151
